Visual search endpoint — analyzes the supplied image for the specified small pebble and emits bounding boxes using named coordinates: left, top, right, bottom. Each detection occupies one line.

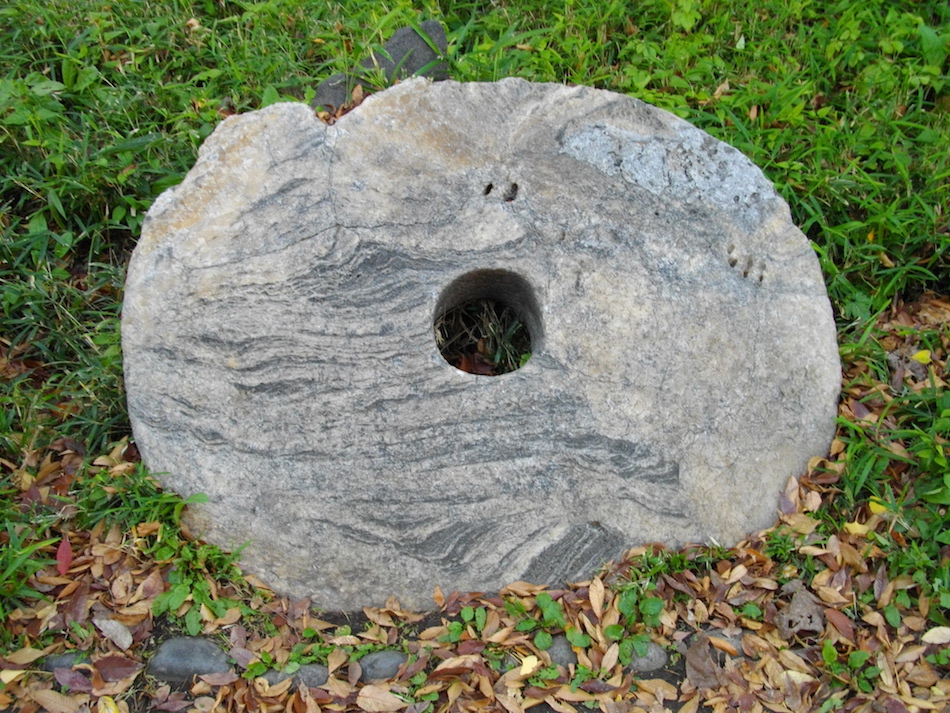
left=358, top=650, right=409, bottom=681
left=42, top=652, right=88, bottom=672
left=547, top=635, right=577, bottom=668
left=148, top=636, right=232, bottom=684
left=625, top=642, right=668, bottom=672
left=263, top=663, right=329, bottom=689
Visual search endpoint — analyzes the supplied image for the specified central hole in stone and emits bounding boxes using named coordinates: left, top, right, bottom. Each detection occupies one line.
left=434, top=269, right=540, bottom=376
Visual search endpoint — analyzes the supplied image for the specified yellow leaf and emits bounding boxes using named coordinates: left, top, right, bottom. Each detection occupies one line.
left=519, top=654, right=539, bottom=677
left=868, top=499, right=888, bottom=514
left=0, top=670, right=25, bottom=684
left=843, top=521, right=870, bottom=536
left=356, top=684, right=408, bottom=712
left=867, top=229, right=875, bottom=242
left=911, top=350, right=931, bottom=364
left=97, top=696, right=121, bottom=713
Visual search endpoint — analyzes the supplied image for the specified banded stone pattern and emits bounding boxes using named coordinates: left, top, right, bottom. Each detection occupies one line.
left=122, top=79, right=840, bottom=609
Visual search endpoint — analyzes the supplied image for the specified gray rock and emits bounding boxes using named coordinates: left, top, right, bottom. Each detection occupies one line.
left=42, top=652, right=87, bottom=672
left=358, top=650, right=409, bottom=682
left=547, top=635, right=577, bottom=668
left=625, top=641, right=667, bottom=672
left=314, top=20, right=447, bottom=111
left=263, top=663, right=329, bottom=689
left=123, top=78, right=840, bottom=610
left=148, top=636, right=231, bottom=684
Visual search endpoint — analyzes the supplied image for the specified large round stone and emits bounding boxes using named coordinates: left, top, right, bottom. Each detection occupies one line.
left=122, top=78, right=839, bottom=610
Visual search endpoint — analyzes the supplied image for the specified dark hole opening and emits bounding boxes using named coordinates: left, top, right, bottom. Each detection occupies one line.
left=434, top=298, right=532, bottom=376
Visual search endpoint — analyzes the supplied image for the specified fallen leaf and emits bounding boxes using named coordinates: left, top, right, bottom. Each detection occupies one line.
left=579, top=679, right=615, bottom=693
left=193, top=696, right=216, bottom=712
left=328, top=647, right=348, bottom=673
left=4, top=646, right=46, bottom=664
left=775, top=581, right=824, bottom=640
left=30, top=689, right=82, bottom=713
left=0, top=670, right=26, bottom=685
left=93, top=616, right=133, bottom=650
left=684, top=633, right=721, bottom=689
left=824, top=608, right=855, bottom=641
left=54, top=667, right=93, bottom=692
left=921, top=626, right=950, bottom=644
left=94, top=654, right=142, bottom=682
left=356, top=684, right=409, bottom=712
left=57, top=537, right=73, bottom=576
left=97, top=695, right=121, bottom=713
left=708, top=636, right=739, bottom=656
left=152, top=690, right=193, bottom=712
left=229, top=647, right=255, bottom=669
left=519, top=655, right=540, bottom=677
left=589, top=577, right=605, bottom=620
left=199, top=671, right=239, bottom=686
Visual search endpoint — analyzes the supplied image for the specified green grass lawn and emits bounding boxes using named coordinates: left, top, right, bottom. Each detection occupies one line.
left=1, top=0, right=948, bottom=710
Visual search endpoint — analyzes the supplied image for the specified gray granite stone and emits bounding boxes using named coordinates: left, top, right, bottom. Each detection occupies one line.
left=123, top=78, right=840, bottom=610
left=42, top=652, right=87, bottom=672
left=148, top=636, right=231, bottom=684
left=358, top=650, right=409, bottom=682
left=263, top=663, right=329, bottom=689
left=547, top=635, right=577, bottom=668
left=625, top=641, right=667, bottom=672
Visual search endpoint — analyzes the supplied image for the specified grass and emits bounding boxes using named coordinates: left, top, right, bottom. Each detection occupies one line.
left=0, top=0, right=948, bottom=706
left=435, top=299, right=532, bottom=375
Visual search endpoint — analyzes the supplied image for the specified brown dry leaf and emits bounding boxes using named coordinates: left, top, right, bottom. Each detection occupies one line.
left=93, top=617, right=133, bottom=651
left=775, top=581, right=824, bottom=640
left=823, top=608, right=855, bottom=642
left=199, top=671, right=239, bottom=686
left=921, top=626, right=950, bottom=644
left=551, top=685, right=596, bottom=703
left=94, top=654, right=142, bottom=682
left=295, top=684, right=321, bottom=713
left=30, top=689, right=84, bottom=713
left=588, top=577, right=605, bottom=620
left=356, top=684, right=409, bottom=712
left=327, top=647, right=348, bottom=674
left=543, top=695, right=579, bottom=713
left=708, top=636, right=739, bottom=657
left=364, top=607, right=397, bottom=628
left=684, top=633, right=721, bottom=689
left=500, top=581, right=548, bottom=597
left=782, top=513, right=820, bottom=535
left=631, top=677, right=677, bottom=703
left=4, top=646, right=47, bottom=664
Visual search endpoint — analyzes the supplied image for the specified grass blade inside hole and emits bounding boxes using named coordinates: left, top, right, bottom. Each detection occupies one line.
left=435, top=298, right=531, bottom=375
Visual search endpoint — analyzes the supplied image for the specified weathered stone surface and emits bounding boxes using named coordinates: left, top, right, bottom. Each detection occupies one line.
left=148, top=637, right=232, bottom=684
left=626, top=641, right=668, bottom=672
left=263, top=663, right=329, bottom=689
left=122, top=78, right=840, bottom=610
left=358, top=651, right=409, bottom=682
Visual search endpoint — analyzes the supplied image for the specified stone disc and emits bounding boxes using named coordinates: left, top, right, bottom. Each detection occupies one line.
left=122, top=78, right=840, bottom=610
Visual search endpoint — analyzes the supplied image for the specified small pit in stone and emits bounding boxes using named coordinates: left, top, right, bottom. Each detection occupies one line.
left=434, top=269, right=540, bottom=376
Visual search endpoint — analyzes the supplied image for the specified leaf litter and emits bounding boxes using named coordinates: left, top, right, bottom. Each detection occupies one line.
left=1, top=294, right=948, bottom=712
